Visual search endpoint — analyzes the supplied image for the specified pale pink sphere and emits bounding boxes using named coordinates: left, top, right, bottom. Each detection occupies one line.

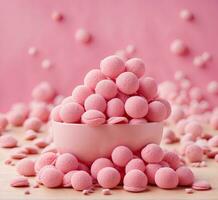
left=162, top=128, right=177, bottom=143
left=23, top=117, right=42, bottom=132
left=84, top=69, right=106, bottom=90
left=40, top=166, right=63, bottom=188
left=163, top=151, right=181, bottom=170
left=125, top=58, right=145, bottom=78
left=63, top=170, right=78, bottom=187
left=145, top=163, right=162, bottom=185
left=156, top=98, right=171, bottom=119
left=81, top=110, right=106, bottom=126
left=116, top=72, right=139, bottom=95
left=189, top=87, right=203, bottom=101
left=184, top=121, right=203, bottom=138
left=170, top=39, right=187, bottom=55
left=11, top=103, right=29, bottom=118
left=176, top=166, right=194, bottom=186
left=59, top=102, right=84, bottom=123
left=97, top=167, right=121, bottom=189
left=146, top=101, right=167, bottom=122
left=185, top=144, right=203, bottom=163
left=155, top=167, right=179, bottom=189
left=176, top=119, right=188, bottom=135
left=129, top=118, right=147, bottom=124
left=106, top=98, right=125, bottom=118
left=207, top=81, right=218, bottom=95
left=193, top=56, right=205, bottom=68
left=112, top=146, right=133, bottom=167
left=7, top=111, right=26, bottom=126
left=141, top=144, right=164, bottom=163
left=180, top=9, right=194, bottom=21
left=125, top=96, right=148, bottom=119
left=123, top=169, right=148, bottom=192
left=50, top=105, right=62, bottom=122
left=0, top=115, right=8, bottom=132
left=100, top=55, right=125, bottom=79
left=16, top=158, right=35, bottom=176
left=170, top=105, right=185, bottom=123
left=125, top=158, right=146, bottom=173
left=138, top=77, right=158, bottom=101
left=0, top=135, right=17, bottom=148
left=71, top=85, right=93, bottom=105
left=84, top=94, right=106, bottom=112
left=71, top=171, right=93, bottom=191
left=95, top=80, right=118, bottom=100
left=75, top=28, right=91, bottom=43
left=34, top=152, right=57, bottom=172
left=30, top=104, right=50, bottom=122
left=210, top=115, right=218, bottom=130
left=55, top=153, right=79, bottom=174
left=91, top=158, right=114, bottom=179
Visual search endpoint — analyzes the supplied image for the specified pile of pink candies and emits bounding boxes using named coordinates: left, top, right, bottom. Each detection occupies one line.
left=13, top=143, right=204, bottom=194
left=51, top=55, right=171, bottom=125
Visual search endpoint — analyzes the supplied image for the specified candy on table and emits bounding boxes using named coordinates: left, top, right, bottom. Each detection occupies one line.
left=24, top=130, right=37, bottom=140
left=176, top=166, right=194, bottom=186
left=192, top=180, right=212, bottom=191
left=185, top=144, right=203, bottom=163
left=0, top=135, right=17, bottom=148
left=145, top=163, right=162, bottom=185
left=102, top=188, right=112, bottom=195
left=16, top=158, right=35, bottom=177
left=23, top=117, right=42, bottom=132
left=184, top=121, right=203, bottom=139
left=7, top=111, right=26, bottom=126
left=34, top=138, right=49, bottom=148
left=75, top=28, right=91, bottom=44
left=63, top=170, right=78, bottom=188
left=162, top=128, right=178, bottom=144
left=10, top=176, right=30, bottom=187
left=163, top=151, right=181, bottom=170
left=30, top=104, right=50, bottom=122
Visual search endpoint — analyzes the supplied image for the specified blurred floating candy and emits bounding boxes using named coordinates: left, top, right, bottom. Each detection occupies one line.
left=170, top=39, right=188, bottom=55
left=207, top=81, right=218, bottom=95
left=75, top=28, right=92, bottom=44
left=41, top=59, right=52, bottom=70
left=193, top=56, right=205, bottom=68
left=180, top=9, right=194, bottom=21
left=28, top=46, right=38, bottom=56
left=51, top=11, right=64, bottom=21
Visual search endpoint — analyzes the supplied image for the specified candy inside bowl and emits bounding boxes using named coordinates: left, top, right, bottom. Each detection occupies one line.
left=52, top=121, right=163, bottom=164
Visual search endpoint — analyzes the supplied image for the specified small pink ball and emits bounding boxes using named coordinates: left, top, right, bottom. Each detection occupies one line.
left=125, top=96, right=148, bottom=119
left=116, top=72, right=139, bottom=95
left=125, top=158, right=146, bottom=173
left=207, top=81, right=218, bottom=95
left=125, top=58, right=145, bottom=78
left=145, top=163, right=162, bottom=185
left=16, top=158, right=35, bottom=176
left=185, top=144, right=203, bottom=163
left=7, top=111, right=26, bottom=126
left=75, top=28, right=91, bottom=43
left=176, top=119, right=188, bottom=135
left=184, top=121, right=203, bottom=138
left=63, top=170, right=78, bottom=187
left=30, top=104, right=50, bottom=122
left=55, top=153, right=79, bottom=174
left=146, top=101, right=167, bottom=122
left=95, top=80, right=118, bottom=100
left=155, top=167, right=179, bottom=189
left=170, top=105, right=185, bottom=123
left=156, top=98, right=171, bottom=119
left=141, top=144, right=164, bottom=163
left=23, top=117, right=42, bottom=132
left=210, top=115, right=218, bottom=130
left=71, top=171, right=93, bottom=191
left=39, top=166, right=63, bottom=188
left=91, top=158, right=114, bottom=179
left=123, top=169, right=148, bottom=192
left=81, top=110, right=106, bottom=126
left=176, top=166, right=194, bottom=186
left=84, top=94, right=106, bottom=112
left=84, top=69, right=106, bottom=90
left=0, top=115, right=8, bottom=132
left=59, top=102, right=84, bottom=123
left=50, top=105, right=62, bottom=122
left=138, top=77, right=158, bottom=101
left=180, top=9, right=194, bottom=21
left=170, top=39, right=187, bottom=55
left=71, top=85, right=93, bottom=105
left=106, top=98, right=125, bottom=118
left=11, top=103, right=29, bottom=118
left=112, top=146, right=133, bottom=167
left=163, top=151, right=181, bottom=170
left=0, top=135, right=17, bottom=148
left=100, top=55, right=125, bottom=79
left=97, top=167, right=121, bottom=189
left=34, top=152, right=57, bottom=173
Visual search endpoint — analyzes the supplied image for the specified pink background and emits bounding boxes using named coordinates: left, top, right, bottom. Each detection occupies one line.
left=0, top=0, right=218, bottom=112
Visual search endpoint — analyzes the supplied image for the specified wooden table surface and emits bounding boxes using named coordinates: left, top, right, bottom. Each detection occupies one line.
left=0, top=126, right=217, bottom=200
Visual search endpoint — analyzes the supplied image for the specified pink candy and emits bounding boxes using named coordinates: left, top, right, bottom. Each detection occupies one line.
left=192, top=180, right=211, bottom=191
left=75, top=28, right=91, bottom=44
left=185, top=144, right=203, bottom=163
left=176, top=166, right=194, bottom=186
left=81, top=110, right=106, bottom=126
left=125, top=58, right=145, bottom=78
left=16, top=158, right=35, bottom=176
left=23, top=117, right=42, bottom=132
left=170, top=39, right=187, bottom=55
left=0, top=135, right=17, bottom=148
left=84, top=94, right=106, bottom=113
left=106, top=98, right=125, bottom=117
left=141, top=144, right=164, bottom=163
left=10, top=176, right=29, bottom=187
left=125, top=158, right=146, bottom=173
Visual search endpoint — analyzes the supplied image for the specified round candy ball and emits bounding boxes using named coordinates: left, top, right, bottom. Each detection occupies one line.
left=138, top=77, right=158, bottom=101
left=16, top=158, right=35, bottom=176
left=75, top=28, right=91, bottom=43
left=155, top=167, right=179, bottom=189
left=145, top=163, right=162, bottom=185
left=163, top=151, right=181, bottom=170
left=125, top=58, right=145, bottom=78
left=176, top=166, right=194, bottom=186
left=71, top=85, right=93, bottom=105
left=84, top=69, right=106, bottom=90
left=156, top=98, right=171, bottom=119
left=185, top=144, right=203, bottom=163
left=84, top=94, right=106, bottom=113
left=106, top=98, right=125, bottom=118
left=141, top=144, right=164, bottom=163
left=59, top=102, right=84, bottom=123
left=100, top=55, right=125, bottom=79
left=116, top=72, right=139, bottom=95
left=123, top=169, right=148, bottom=192
left=125, top=96, right=148, bottom=118
left=71, top=171, right=93, bottom=191
left=146, top=101, right=167, bottom=122
left=7, top=111, right=26, bottom=126
left=0, top=115, right=8, bottom=132
left=55, top=153, right=79, bottom=174
left=95, top=80, right=118, bottom=100
left=0, top=135, right=17, bottom=148
left=50, top=105, right=62, bottom=122
left=91, top=158, right=114, bottom=179
left=63, top=170, right=78, bottom=187
left=81, top=110, right=106, bottom=126
left=111, top=146, right=133, bottom=167
left=39, top=166, right=63, bottom=188
left=23, top=117, right=42, bottom=132
left=184, top=121, right=203, bottom=139
left=97, top=167, right=121, bottom=189
left=125, top=158, right=146, bottom=173
left=30, top=104, right=50, bottom=122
